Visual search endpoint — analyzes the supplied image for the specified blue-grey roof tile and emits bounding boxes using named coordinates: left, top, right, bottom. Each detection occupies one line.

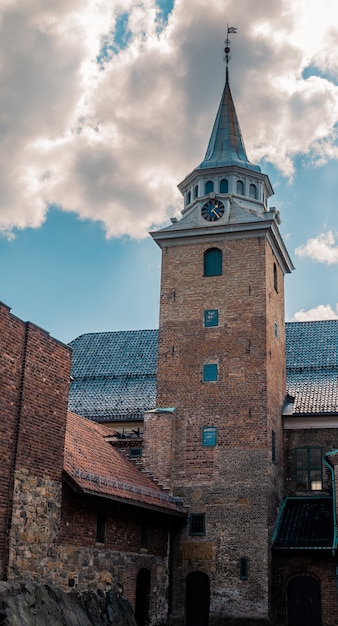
left=68, top=330, right=158, bottom=421
left=286, top=320, right=338, bottom=415
left=68, top=320, right=338, bottom=421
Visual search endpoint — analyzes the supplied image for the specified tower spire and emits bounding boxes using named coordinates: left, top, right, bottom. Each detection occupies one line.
left=224, top=25, right=237, bottom=85
left=197, top=26, right=261, bottom=173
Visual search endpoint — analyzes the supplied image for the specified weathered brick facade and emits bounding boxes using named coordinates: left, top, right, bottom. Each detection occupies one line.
left=0, top=302, right=71, bottom=580
left=147, top=229, right=288, bottom=625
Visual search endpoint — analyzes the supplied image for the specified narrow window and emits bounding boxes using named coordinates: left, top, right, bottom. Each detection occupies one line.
left=296, top=447, right=323, bottom=491
left=204, top=309, right=219, bottom=327
left=236, top=180, right=244, bottom=195
left=203, top=363, right=218, bottom=382
left=249, top=183, right=257, bottom=199
left=272, top=430, right=276, bottom=464
left=240, top=558, right=249, bottom=580
left=202, top=426, right=217, bottom=447
left=140, top=520, right=148, bottom=549
left=187, top=190, right=191, bottom=205
left=205, top=180, right=214, bottom=194
left=189, top=513, right=206, bottom=536
left=220, top=178, right=228, bottom=193
left=204, top=248, right=222, bottom=276
left=194, top=184, right=198, bottom=198
left=274, top=323, right=278, bottom=338
left=96, top=511, right=106, bottom=543
left=274, top=263, right=278, bottom=292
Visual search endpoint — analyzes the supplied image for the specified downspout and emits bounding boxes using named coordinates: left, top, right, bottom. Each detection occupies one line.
left=324, top=451, right=338, bottom=556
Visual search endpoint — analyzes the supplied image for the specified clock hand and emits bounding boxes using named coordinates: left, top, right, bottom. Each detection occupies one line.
left=211, top=207, right=220, bottom=218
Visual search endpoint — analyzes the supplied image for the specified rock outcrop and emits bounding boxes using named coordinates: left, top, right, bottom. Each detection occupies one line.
left=0, top=582, right=137, bottom=626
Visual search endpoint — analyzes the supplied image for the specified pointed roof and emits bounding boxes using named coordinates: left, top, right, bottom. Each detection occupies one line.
left=197, top=80, right=261, bottom=173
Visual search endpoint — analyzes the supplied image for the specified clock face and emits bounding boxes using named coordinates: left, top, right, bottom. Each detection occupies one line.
left=201, top=199, right=225, bottom=222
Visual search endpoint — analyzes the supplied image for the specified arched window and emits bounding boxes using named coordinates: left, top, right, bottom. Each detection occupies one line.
left=220, top=179, right=228, bottom=193
left=273, top=263, right=278, bottom=292
left=249, top=183, right=257, bottom=199
left=194, top=185, right=199, bottom=198
left=236, top=180, right=244, bottom=195
left=204, top=248, right=222, bottom=277
left=187, top=190, right=191, bottom=205
left=205, top=180, right=214, bottom=194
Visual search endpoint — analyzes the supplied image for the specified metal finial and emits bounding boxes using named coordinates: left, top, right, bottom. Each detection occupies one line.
left=224, top=25, right=237, bottom=84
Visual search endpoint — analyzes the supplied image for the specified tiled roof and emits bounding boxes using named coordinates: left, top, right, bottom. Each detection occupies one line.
left=272, top=497, right=334, bottom=550
left=64, top=412, right=186, bottom=515
left=68, top=320, right=338, bottom=421
left=68, top=330, right=157, bottom=421
left=286, top=320, right=338, bottom=415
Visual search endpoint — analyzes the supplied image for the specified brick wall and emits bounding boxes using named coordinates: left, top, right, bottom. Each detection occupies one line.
left=153, top=231, right=288, bottom=624
left=0, top=302, right=71, bottom=580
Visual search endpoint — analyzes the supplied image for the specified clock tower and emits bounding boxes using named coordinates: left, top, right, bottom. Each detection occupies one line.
left=147, top=32, right=294, bottom=626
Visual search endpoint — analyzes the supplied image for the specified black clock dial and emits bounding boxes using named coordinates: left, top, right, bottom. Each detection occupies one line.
left=201, top=199, right=225, bottom=222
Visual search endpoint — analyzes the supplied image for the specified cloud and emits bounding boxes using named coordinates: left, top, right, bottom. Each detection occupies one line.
left=1, top=0, right=338, bottom=238
left=295, top=231, right=338, bottom=264
left=292, top=304, right=338, bottom=321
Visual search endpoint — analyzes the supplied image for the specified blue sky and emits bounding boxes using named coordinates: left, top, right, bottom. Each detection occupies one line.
left=1, top=0, right=338, bottom=344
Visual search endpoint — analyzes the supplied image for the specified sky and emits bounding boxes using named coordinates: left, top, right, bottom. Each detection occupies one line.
left=1, top=0, right=338, bottom=344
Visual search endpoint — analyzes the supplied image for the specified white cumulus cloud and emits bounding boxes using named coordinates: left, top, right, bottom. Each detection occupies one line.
left=1, top=0, right=338, bottom=238
left=292, top=304, right=338, bottom=321
left=295, top=231, right=338, bottom=264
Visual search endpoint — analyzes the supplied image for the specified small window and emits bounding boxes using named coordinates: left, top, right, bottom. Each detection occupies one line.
left=140, top=520, right=148, bottom=549
left=189, top=513, right=206, bottom=536
left=129, top=447, right=143, bottom=459
left=204, top=309, right=219, bottom=327
left=194, top=185, right=198, bottom=198
left=249, top=183, right=257, bottom=199
left=274, top=323, right=278, bottom=338
left=202, top=426, right=217, bottom=447
left=272, top=430, right=276, bottom=464
left=187, top=190, right=191, bottom=205
left=236, top=180, right=244, bottom=195
left=220, top=178, right=228, bottom=193
left=273, top=263, right=278, bottom=292
left=240, top=558, right=249, bottom=580
left=296, top=447, right=323, bottom=491
left=204, top=248, right=222, bottom=277
left=203, top=363, right=218, bottom=382
left=205, top=180, right=214, bottom=194
left=96, top=512, right=106, bottom=543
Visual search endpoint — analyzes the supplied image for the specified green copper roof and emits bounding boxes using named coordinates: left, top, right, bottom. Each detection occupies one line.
left=198, top=81, right=261, bottom=173
left=272, top=497, right=334, bottom=550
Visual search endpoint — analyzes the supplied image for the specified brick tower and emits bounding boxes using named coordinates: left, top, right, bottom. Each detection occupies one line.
left=148, top=33, right=294, bottom=626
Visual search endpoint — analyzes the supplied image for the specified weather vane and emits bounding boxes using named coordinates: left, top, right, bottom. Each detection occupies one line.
left=224, top=24, right=237, bottom=84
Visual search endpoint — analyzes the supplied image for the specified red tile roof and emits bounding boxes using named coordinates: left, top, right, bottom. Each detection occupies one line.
left=64, top=412, right=186, bottom=516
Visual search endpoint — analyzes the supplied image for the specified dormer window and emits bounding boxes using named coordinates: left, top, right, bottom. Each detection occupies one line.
left=249, top=184, right=257, bottom=199
left=220, top=179, right=228, bottom=193
left=236, top=180, right=244, bottom=195
left=205, top=180, right=214, bottom=194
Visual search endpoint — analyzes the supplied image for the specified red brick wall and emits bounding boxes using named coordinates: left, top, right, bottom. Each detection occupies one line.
left=59, top=484, right=169, bottom=557
left=153, top=231, right=288, bottom=623
left=0, top=302, right=71, bottom=577
left=0, top=303, right=26, bottom=574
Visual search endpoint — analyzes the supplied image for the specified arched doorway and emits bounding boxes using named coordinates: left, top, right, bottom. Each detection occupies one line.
left=135, top=568, right=150, bottom=626
left=287, top=575, right=321, bottom=626
left=185, top=571, right=210, bottom=626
